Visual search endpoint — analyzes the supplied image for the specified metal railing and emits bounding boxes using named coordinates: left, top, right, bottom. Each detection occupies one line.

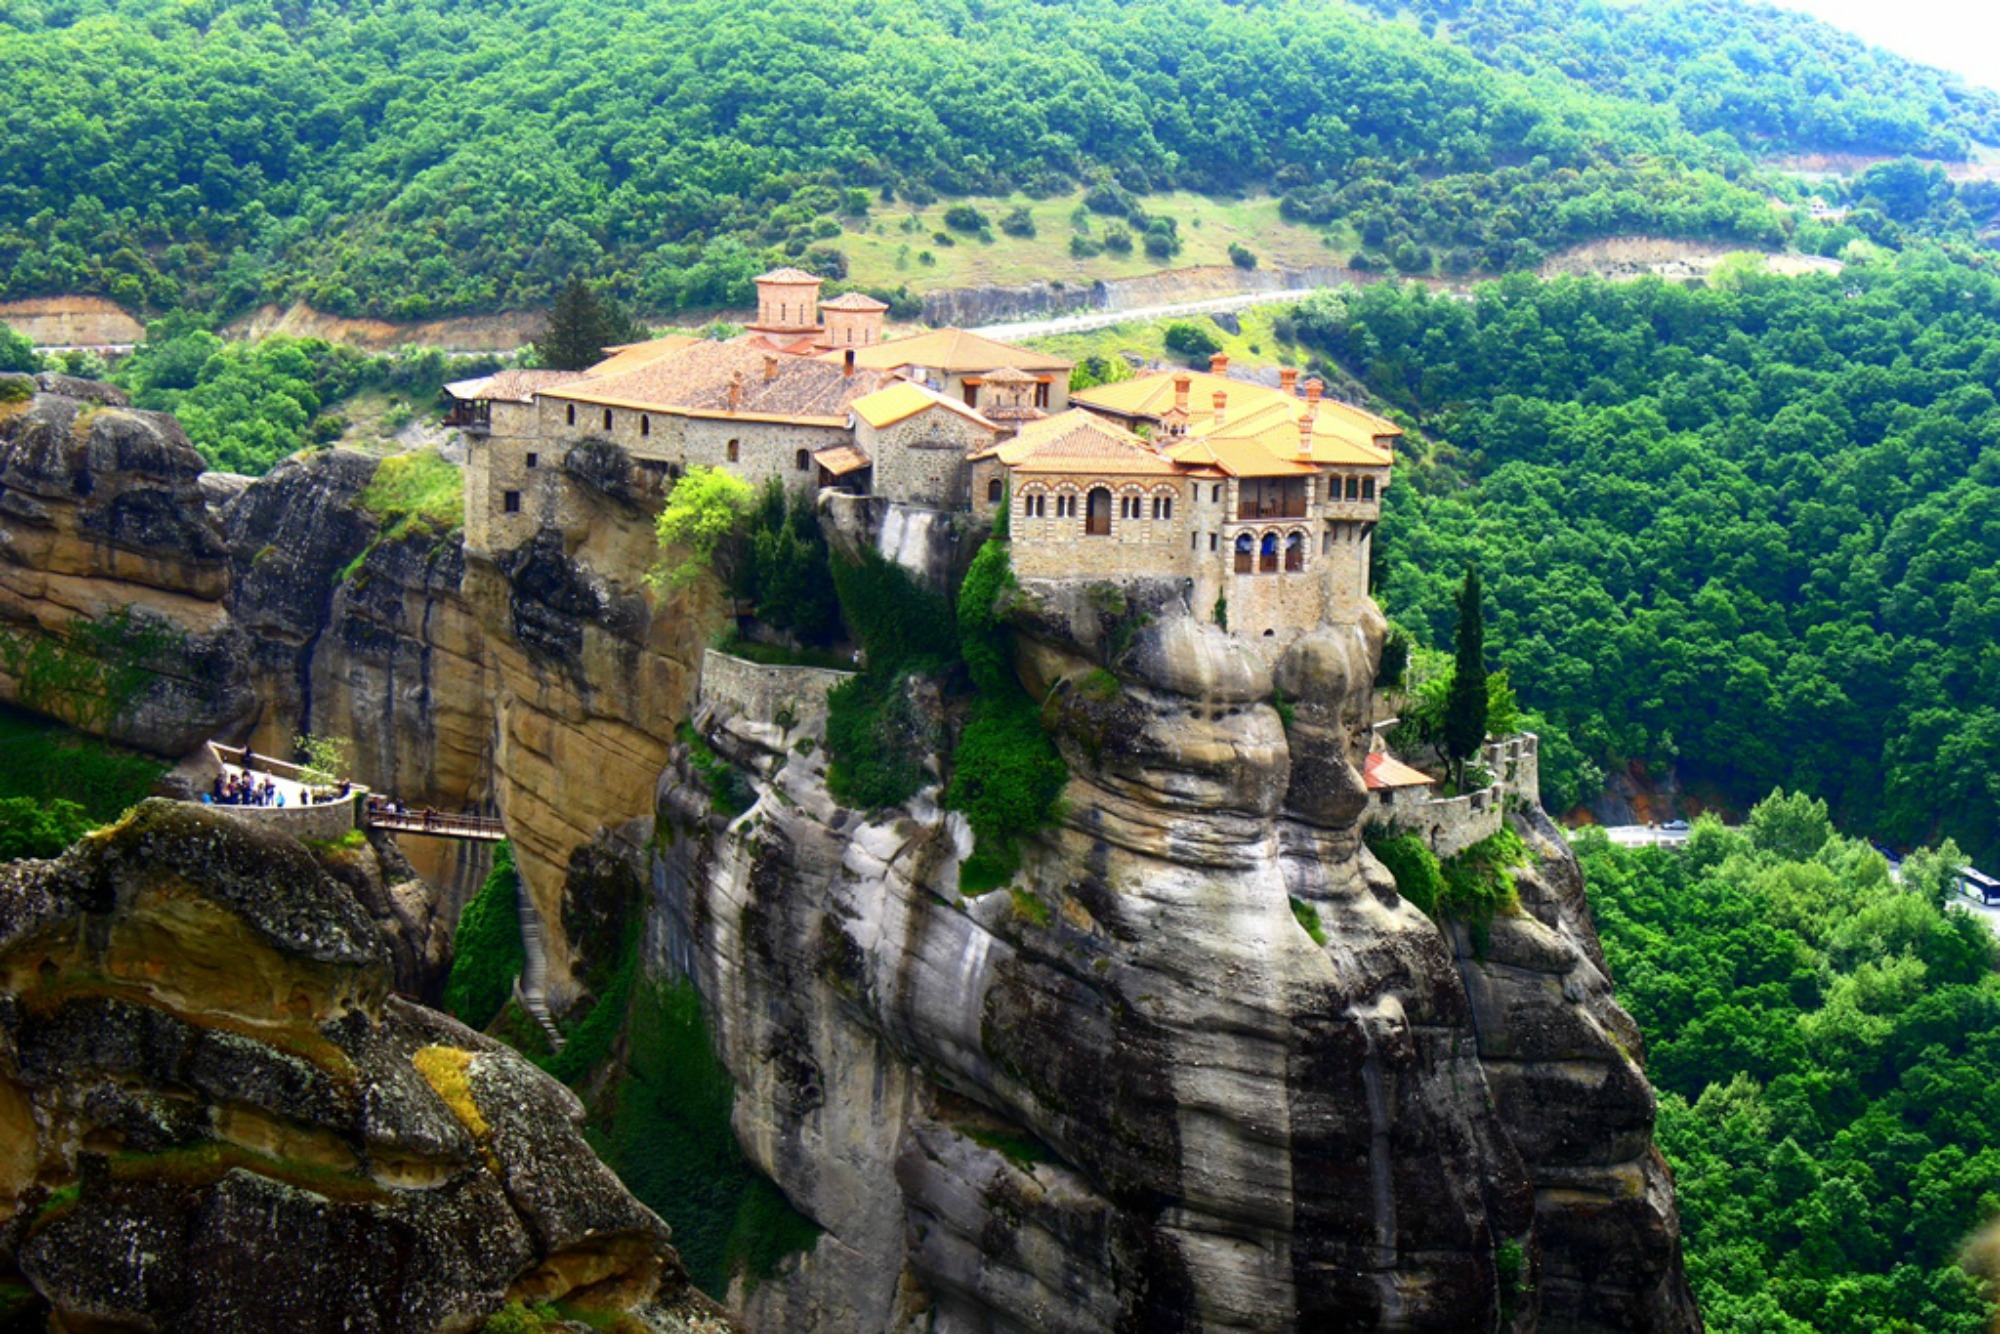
left=362, top=805, right=507, bottom=841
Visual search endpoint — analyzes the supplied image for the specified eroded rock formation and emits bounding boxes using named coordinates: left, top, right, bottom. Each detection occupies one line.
left=0, top=374, right=254, bottom=752
left=0, top=800, right=727, bottom=1332
left=651, top=575, right=1701, bottom=1331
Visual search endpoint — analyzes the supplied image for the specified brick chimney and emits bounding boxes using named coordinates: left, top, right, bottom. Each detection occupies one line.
left=728, top=371, right=744, bottom=413
left=1209, top=352, right=1229, bottom=376
left=844, top=348, right=857, bottom=377
left=763, top=354, right=779, bottom=383
left=1212, top=390, right=1228, bottom=429
left=1305, top=377, right=1324, bottom=406
left=1173, top=374, right=1191, bottom=412
left=1280, top=367, right=1300, bottom=394
left=1298, top=413, right=1316, bottom=456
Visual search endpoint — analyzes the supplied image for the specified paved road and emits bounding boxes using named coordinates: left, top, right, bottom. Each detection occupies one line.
left=1578, top=825, right=1693, bottom=848
left=972, top=287, right=1333, bottom=342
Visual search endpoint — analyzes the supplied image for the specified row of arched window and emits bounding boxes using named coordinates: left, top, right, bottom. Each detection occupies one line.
left=1012, top=482, right=1179, bottom=536
left=1234, top=529, right=1310, bottom=574
left=565, top=403, right=655, bottom=439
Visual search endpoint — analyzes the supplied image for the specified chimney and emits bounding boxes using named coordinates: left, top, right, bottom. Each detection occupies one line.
left=1211, top=390, right=1227, bottom=429
left=1173, top=374, right=1191, bottom=412
left=1299, top=413, right=1316, bottom=456
left=1305, top=377, right=1324, bottom=406
left=1208, top=352, right=1229, bottom=376
left=763, top=354, right=779, bottom=383
left=844, top=347, right=856, bottom=377
left=728, top=371, right=744, bottom=413
left=1280, top=367, right=1299, bottom=394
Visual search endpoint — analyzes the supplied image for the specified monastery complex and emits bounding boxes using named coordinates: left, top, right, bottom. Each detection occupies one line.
left=452, top=267, right=1397, bottom=646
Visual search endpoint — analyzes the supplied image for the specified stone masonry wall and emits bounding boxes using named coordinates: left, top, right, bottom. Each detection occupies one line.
left=695, top=648, right=853, bottom=734
left=212, top=789, right=362, bottom=842
left=858, top=405, right=997, bottom=508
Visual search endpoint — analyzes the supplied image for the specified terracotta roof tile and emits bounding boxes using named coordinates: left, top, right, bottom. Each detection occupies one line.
left=822, top=328, right=1072, bottom=374
left=542, top=337, right=894, bottom=423
left=983, top=409, right=1179, bottom=475
left=755, top=267, right=823, bottom=285
left=1365, top=751, right=1436, bottom=789
left=443, top=368, right=582, bottom=403
left=819, top=292, right=890, bottom=311
left=813, top=445, right=871, bottom=475
left=850, top=381, right=997, bottom=431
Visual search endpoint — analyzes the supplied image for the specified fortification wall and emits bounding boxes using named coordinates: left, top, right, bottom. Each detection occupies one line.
left=697, top=648, right=853, bottom=734
left=1367, top=732, right=1542, bottom=859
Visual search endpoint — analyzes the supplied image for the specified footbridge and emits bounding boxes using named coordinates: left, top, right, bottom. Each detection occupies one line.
left=203, top=743, right=505, bottom=842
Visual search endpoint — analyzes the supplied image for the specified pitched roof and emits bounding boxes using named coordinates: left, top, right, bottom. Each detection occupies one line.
left=581, top=336, right=701, bottom=380
left=1364, top=752, right=1436, bottom=790
left=982, top=366, right=1038, bottom=385
left=821, top=327, right=1072, bottom=374
left=813, top=445, right=872, bottom=476
left=443, top=368, right=582, bottom=403
left=820, top=292, right=890, bottom=311
left=1163, top=434, right=1318, bottom=478
left=755, top=267, right=823, bottom=285
left=1074, top=370, right=1397, bottom=469
left=540, top=337, right=893, bottom=423
left=980, top=409, right=1179, bottom=476
left=849, top=380, right=997, bottom=431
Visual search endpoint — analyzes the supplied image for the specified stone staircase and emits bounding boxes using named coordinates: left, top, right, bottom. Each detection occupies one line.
left=514, top=876, right=564, bottom=1053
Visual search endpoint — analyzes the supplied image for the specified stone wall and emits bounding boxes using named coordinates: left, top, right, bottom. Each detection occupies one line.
left=1368, top=733, right=1542, bottom=858
left=857, top=405, right=997, bottom=508
left=211, top=789, right=361, bottom=841
left=696, top=648, right=853, bottom=734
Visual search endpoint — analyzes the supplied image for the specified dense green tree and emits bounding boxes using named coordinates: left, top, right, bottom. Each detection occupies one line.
left=534, top=278, right=639, bottom=371
left=0, top=320, right=37, bottom=373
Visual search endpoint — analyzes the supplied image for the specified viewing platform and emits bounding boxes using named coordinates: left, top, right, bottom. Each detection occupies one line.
left=200, top=743, right=505, bottom=843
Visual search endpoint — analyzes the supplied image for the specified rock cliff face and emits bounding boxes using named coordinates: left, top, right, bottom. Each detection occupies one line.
left=0, top=374, right=254, bottom=752
left=0, top=800, right=728, bottom=1332
left=651, top=578, right=1700, bottom=1331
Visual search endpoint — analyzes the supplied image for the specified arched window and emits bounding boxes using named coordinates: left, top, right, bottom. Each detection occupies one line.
left=1085, top=487, right=1112, bottom=536
left=640, top=415, right=651, bottom=438
left=603, top=409, right=614, bottom=431
left=726, top=439, right=740, bottom=463
left=1152, top=495, right=1173, bottom=520
left=987, top=477, right=1004, bottom=503
left=1120, top=494, right=1141, bottom=520
left=1285, top=532, right=1305, bottom=572
left=1024, top=490, right=1047, bottom=519
left=566, top=404, right=576, bottom=427
left=796, top=448, right=812, bottom=472
left=1260, top=532, right=1280, bottom=573
left=1234, top=532, right=1255, bottom=574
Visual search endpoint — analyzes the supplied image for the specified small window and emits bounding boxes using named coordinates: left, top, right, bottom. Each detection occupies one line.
left=603, top=409, right=614, bottom=431
left=502, top=490, right=521, bottom=514
left=565, top=404, right=576, bottom=427
left=525, top=453, right=538, bottom=469
left=1191, top=532, right=1199, bottom=550
left=727, top=439, right=740, bottom=462
left=1034, top=381, right=1050, bottom=409
left=1323, top=531, right=1333, bottom=555
left=641, top=415, right=651, bottom=438
left=1208, top=533, right=1218, bottom=552
left=796, top=448, right=812, bottom=472
left=1361, top=477, right=1375, bottom=500
left=987, top=477, right=1003, bottom=503
left=1211, top=484, right=1222, bottom=503
left=1346, top=476, right=1360, bottom=501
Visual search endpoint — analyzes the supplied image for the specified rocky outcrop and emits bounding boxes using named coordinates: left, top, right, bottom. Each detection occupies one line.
left=650, top=579, right=1700, bottom=1331
left=0, top=375, right=254, bottom=752
left=312, top=828, right=455, bottom=1005
left=0, top=800, right=728, bottom=1332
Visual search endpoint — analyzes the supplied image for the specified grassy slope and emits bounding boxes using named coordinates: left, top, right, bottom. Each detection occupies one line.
left=840, top=190, right=1355, bottom=291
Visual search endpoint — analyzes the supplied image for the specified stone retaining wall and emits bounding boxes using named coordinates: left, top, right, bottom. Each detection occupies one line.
left=212, top=790, right=361, bottom=842
left=1369, top=732, right=1541, bottom=859
left=697, top=649, right=854, bottom=734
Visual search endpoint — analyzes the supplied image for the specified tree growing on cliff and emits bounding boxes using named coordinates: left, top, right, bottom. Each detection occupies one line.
left=534, top=278, right=641, bottom=372
left=649, top=466, right=755, bottom=592
left=0, top=321, right=39, bottom=374
left=1442, top=565, right=1488, bottom=791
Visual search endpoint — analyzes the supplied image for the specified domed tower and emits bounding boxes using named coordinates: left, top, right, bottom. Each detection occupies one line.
left=747, top=267, right=824, bottom=336
left=819, top=291, right=888, bottom=348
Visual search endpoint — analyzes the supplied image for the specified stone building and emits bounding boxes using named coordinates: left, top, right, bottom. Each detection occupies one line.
left=821, top=327, right=1073, bottom=414
left=848, top=381, right=1002, bottom=507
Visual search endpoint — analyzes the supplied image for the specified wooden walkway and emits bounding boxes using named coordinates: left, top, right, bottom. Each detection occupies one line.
left=361, top=807, right=507, bottom=842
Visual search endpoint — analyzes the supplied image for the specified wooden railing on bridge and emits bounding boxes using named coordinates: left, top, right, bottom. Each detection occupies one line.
left=362, top=804, right=507, bottom=842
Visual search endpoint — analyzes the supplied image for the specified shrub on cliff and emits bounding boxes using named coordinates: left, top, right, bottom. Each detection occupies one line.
left=443, top=842, right=524, bottom=1029
left=649, top=466, right=755, bottom=592
left=0, top=796, right=91, bottom=860
left=358, top=449, right=464, bottom=542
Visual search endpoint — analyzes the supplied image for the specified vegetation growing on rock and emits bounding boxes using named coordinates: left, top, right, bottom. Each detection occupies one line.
left=443, top=841, right=526, bottom=1029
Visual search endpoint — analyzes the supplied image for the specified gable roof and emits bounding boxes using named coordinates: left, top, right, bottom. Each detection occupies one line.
left=444, top=368, right=582, bottom=403
left=821, top=327, right=1072, bottom=375
left=540, top=337, right=893, bottom=424
left=849, top=380, right=997, bottom=431
left=755, top=267, right=823, bottom=285
left=979, top=409, right=1179, bottom=476
left=1074, top=370, right=1398, bottom=469
left=1364, top=752, right=1436, bottom=790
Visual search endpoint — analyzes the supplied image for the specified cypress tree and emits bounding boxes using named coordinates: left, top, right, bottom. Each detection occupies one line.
left=535, top=277, right=641, bottom=370
left=1443, top=564, right=1488, bottom=791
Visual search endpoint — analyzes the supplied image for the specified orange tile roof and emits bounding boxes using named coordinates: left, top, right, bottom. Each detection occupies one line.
left=813, top=445, right=871, bottom=476
left=820, top=292, right=890, bottom=311
left=443, top=368, right=581, bottom=403
left=1163, top=434, right=1317, bottom=478
left=1074, top=370, right=1397, bottom=469
left=581, top=336, right=701, bottom=379
left=755, top=267, right=823, bottom=285
left=1364, top=752, right=1436, bottom=789
left=540, top=337, right=894, bottom=423
left=981, top=409, right=1179, bottom=476
left=822, top=327, right=1072, bottom=374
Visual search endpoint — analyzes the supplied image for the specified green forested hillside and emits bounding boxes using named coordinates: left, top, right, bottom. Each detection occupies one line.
left=0, top=0, right=1815, bottom=318
left=1292, top=252, right=2000, bottom=866
left=1581, top=800, right=1999, bottom=1332
left=1354, top=0, right=2000, bottom=158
